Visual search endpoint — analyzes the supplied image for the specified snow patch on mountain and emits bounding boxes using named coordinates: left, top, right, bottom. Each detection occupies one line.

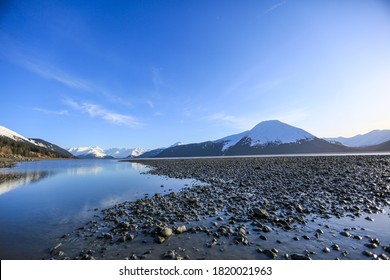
left=217, top=120, right=315, bottom=151
left=68, top=147, right=148, bottom=158
left=68, top=146, right=108, bottom=158
left=0, top=125, right=35, bottom=145
left=170, top=142, right=184, bottom=147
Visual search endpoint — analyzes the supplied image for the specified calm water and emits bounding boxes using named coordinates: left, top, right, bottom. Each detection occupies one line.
left=0, top=159, right=199, bottom=259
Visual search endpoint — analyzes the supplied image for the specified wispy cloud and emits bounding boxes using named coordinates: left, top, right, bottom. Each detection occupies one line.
left=0, top=40, right=133, bottom=108
left=264, top=1, right=287, bottom=14
left=33, top=107, right=69, bottom=115
left=65, top=99, right=143, bottom=127
left=24, top=61, right=95, bottom=92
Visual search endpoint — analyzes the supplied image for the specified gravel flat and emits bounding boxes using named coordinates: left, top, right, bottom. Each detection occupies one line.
left=49, top=155, right=390, bottom=260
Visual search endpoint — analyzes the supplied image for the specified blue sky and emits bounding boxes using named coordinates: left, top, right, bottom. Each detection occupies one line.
left=1, top=0, right=390, bottom=149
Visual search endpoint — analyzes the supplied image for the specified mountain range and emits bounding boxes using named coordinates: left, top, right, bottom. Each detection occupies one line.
left=67, top=146, right=147, bottom=159
left=136, top=120, right=390, bottom=158
left=2, top=121, right=390, bottom=160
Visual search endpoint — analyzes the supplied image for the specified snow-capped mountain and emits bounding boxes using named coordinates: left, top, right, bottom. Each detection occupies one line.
left=0, top=125, right=38, bottom=146
left=325, top=129, right=390, bottom=147
left=146, top=120, right=355, bottom=158
left=67, top=147, right=111, bottom=159
left=217, top=120, right=315, bottom=151
left=0, top=125, right=73, bottom=158
left=68, top=147, right=148, bottom=159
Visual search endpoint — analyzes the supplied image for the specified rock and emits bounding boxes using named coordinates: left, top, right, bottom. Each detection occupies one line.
left=50, top=243, right=62, bottom=253
left=155, top=236, right=165, bottom=244
left=262, top=225, right=273, bottom=233
left=176, top=225, right=187, bottom=234
left=296, top=205, right=304, bottom=213
left=378, top=253, right=389, bottom=260
left=302, top=235, right=310, bottom=240
left=365, top=216, right=374, bottom=222
left=161, top=227, right=173, bottom=238
left=365, top=243, right=377, bottom=249
left=353, top=235, right=363, bottom=240
left=293, top=236, right=300, bottom=241
left=370, top=238, right=380, bottom=245
left=291, top=254, right=312, bottom=260
left=332, top=244, right=340, bottom=251
left=253, top=208, right=269, bottom=219
left=263, top=249, right=277, bottom=259
left=323, top=247, right=330, bottom=253
left=126, top=233, right=135, bottom=240
left=316, top=229, right=324, bottom=234
left=362, top=250, right=374, bottom=258
left=260, top=235, right=267, bottom=240
left=163, top=250, right=177, bottom=259
left=340, top=231, right=352, bottom=238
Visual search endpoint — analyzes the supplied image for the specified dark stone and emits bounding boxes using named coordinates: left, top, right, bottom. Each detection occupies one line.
left=291, top=254, right=312, bottom=260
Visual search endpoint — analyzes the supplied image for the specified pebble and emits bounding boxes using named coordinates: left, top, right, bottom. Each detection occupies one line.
left=262, top=225, right=273, bottom=233
left=291, top=254, right=312, bottom=260
left=263, top=249, right=277, bottom=259
left=323, top=247, right=330, bottom=253
left=253, top=208, right=269, bottom=219
left=340, top=231, right=352, bottom=238
left=365, top=243, right=377, bottom=249
left=155, top=236, right=165, bottom=244
left=332, top=244, right=340, bottom=251
left=161, top=227, right=173, bottom=238
left=176, top=225, right=187, bottom=234
left=362, top=250, right=374, bottom=258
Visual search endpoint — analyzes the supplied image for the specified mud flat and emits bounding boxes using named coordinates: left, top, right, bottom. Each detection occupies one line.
left=50, top=156, right=390, bottom=260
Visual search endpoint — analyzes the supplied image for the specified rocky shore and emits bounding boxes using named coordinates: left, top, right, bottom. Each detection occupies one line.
left=50, top=156, right=390, bottom=260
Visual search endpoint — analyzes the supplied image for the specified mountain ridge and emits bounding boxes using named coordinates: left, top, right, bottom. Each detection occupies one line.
left=325, top=129, right=390, bottom=147
left=67, top=146, right=148, bottom=159
left=149, top=120, right=357, bottom=158
left=0, top=125, right=74, bottom=159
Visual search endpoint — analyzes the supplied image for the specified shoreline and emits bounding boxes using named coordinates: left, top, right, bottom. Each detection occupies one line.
left=49, top=155, right=390, bottom=260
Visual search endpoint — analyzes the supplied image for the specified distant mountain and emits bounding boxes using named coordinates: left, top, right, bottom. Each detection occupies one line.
left=68, top=147, right=113, bottom=159
left=358, top=140, right=390, bottom=152
left=68, top=146, right=148, bottom=159
left=326, top=129, right=390, bottom=147
left=133, top=142, right=185, bottom=158
left=105, top=148, right=147, bottom=158
left=152, top=120, right=355, bottom=158
left=0, top=125, right=74, bottom=159
left=135, top=148, right=166, bottom=158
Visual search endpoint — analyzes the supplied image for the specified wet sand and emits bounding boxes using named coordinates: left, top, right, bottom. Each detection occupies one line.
left=49, top=155, right=390, bottom=260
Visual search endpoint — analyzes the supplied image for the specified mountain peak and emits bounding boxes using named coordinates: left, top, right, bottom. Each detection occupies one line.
left=218, top=120, right=315, bottom=151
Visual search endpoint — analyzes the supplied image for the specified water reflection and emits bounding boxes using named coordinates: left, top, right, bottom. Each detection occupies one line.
left=0, top=171, right=51, bottom=196
left=66, top=166, right=104, bottom=176
left=130, top=162, right=147, bottom=170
